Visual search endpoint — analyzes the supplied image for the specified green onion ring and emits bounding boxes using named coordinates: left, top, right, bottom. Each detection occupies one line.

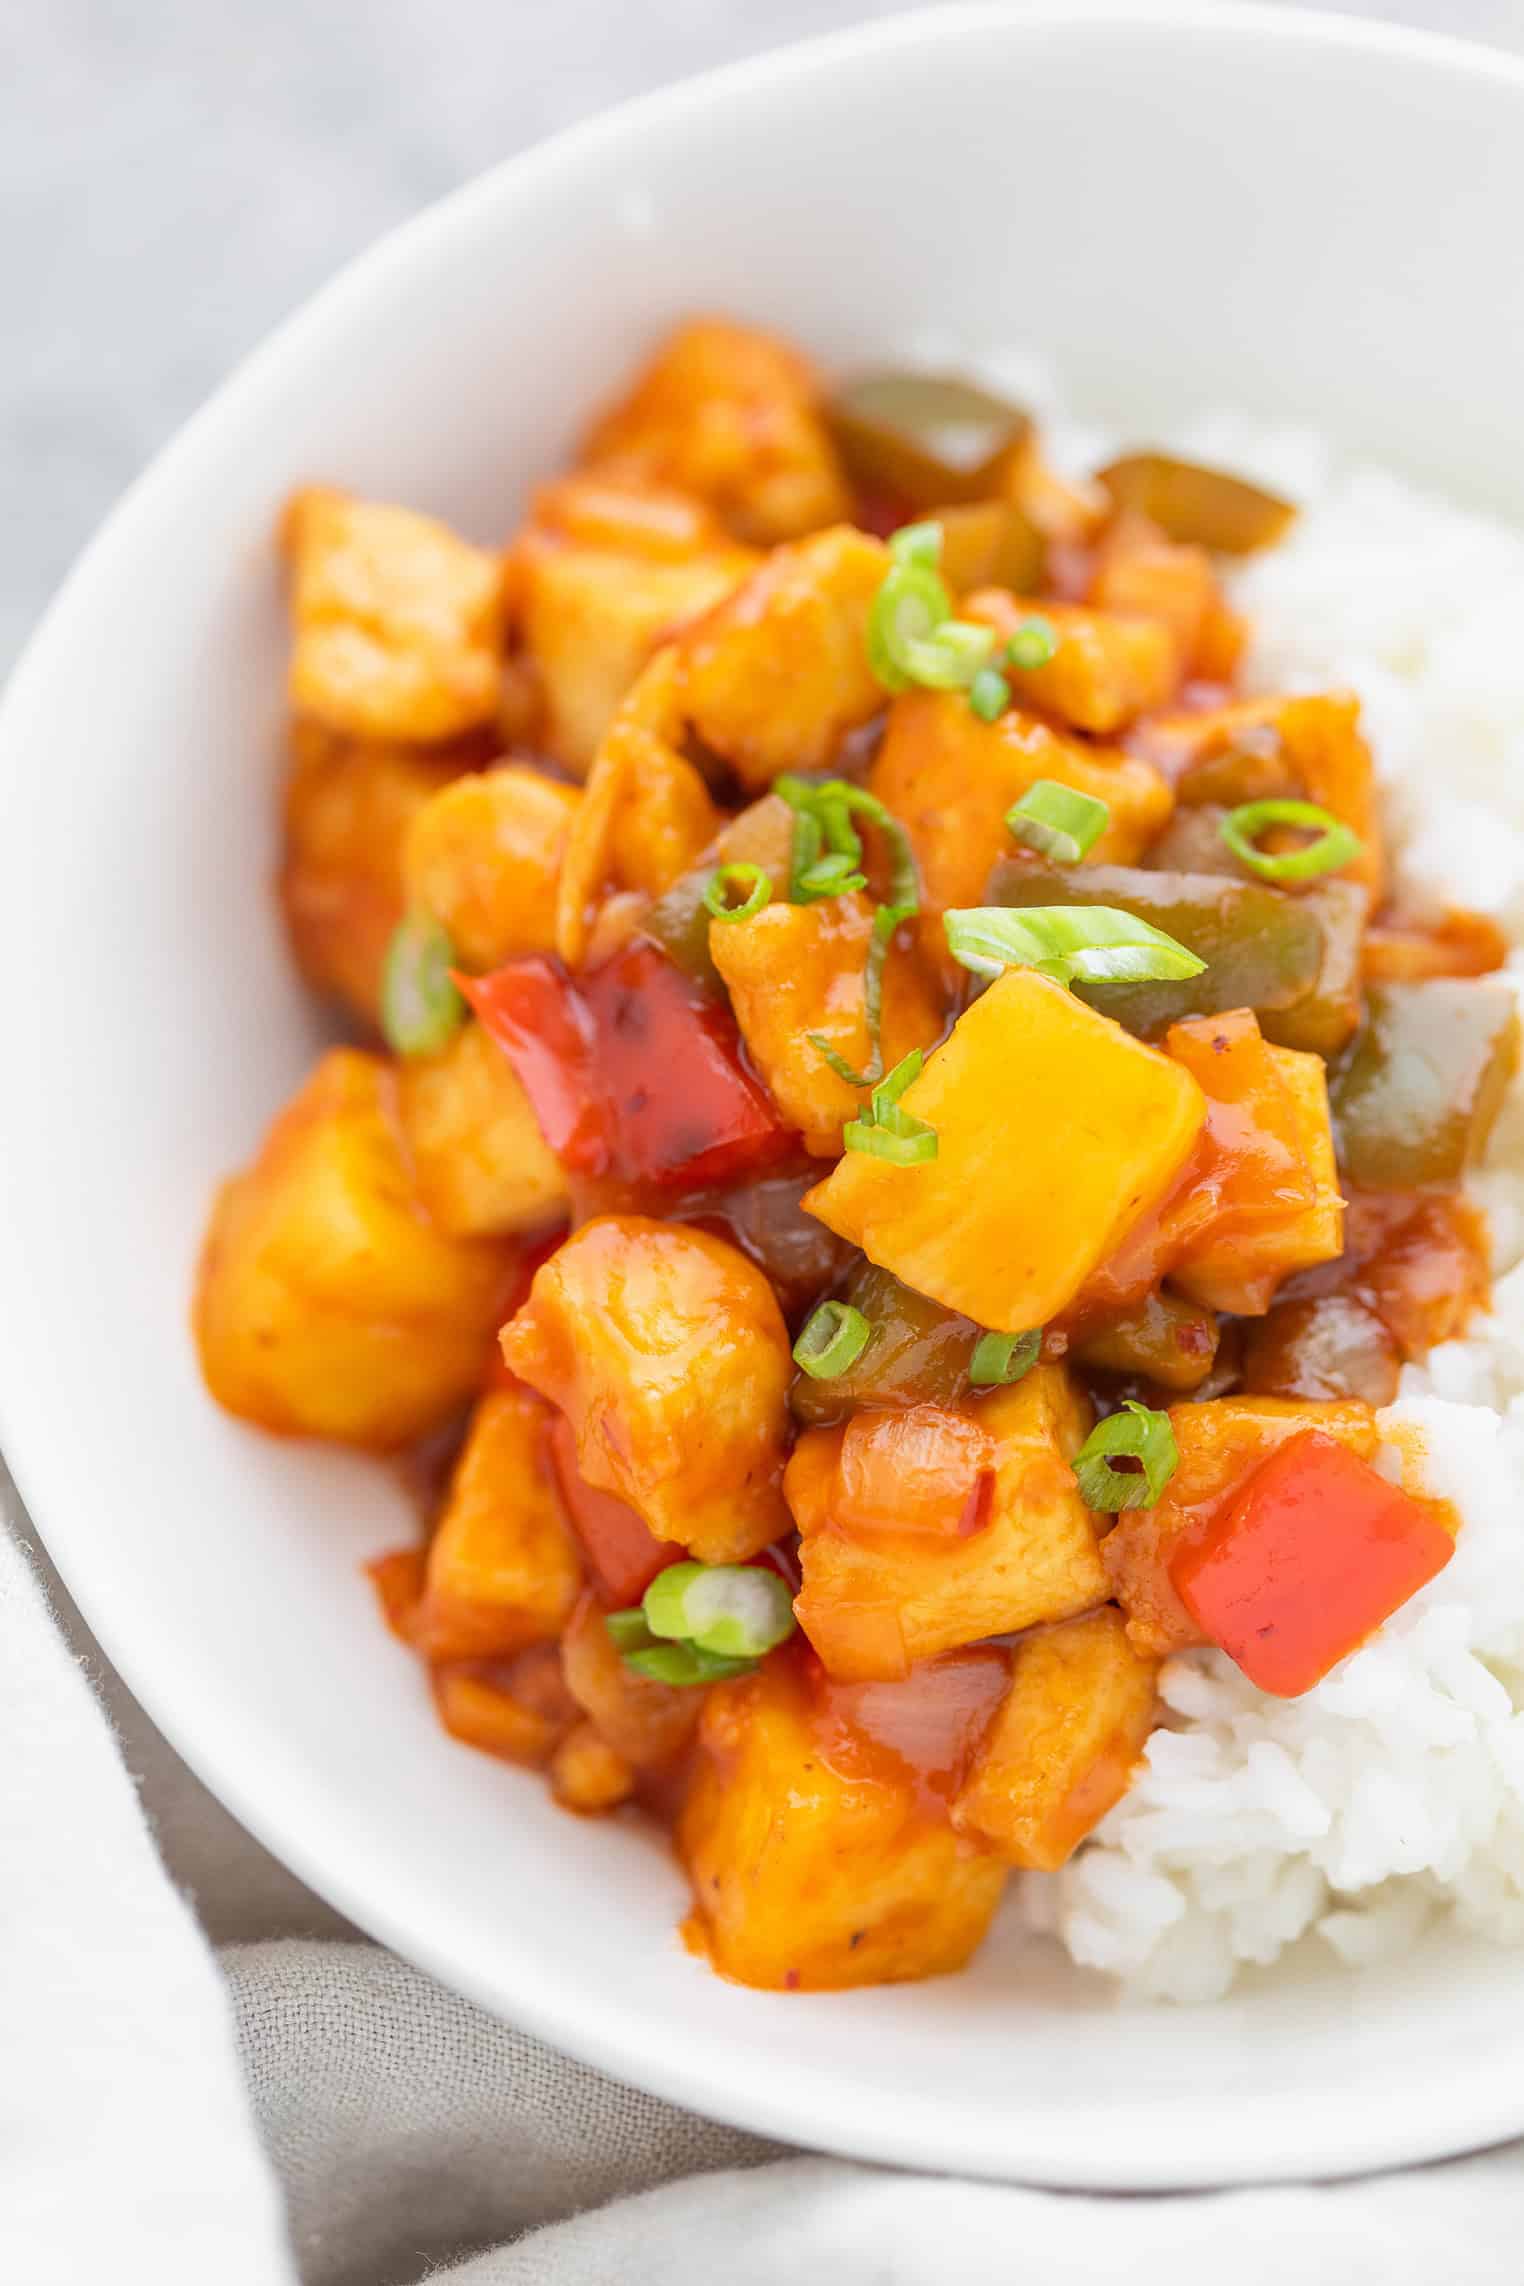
left=1073, top=1400, right=1179, bottom=1511
left=1220, top=798, right=1363, bottom=883
left=793, top=1300, right=873, bottom=1380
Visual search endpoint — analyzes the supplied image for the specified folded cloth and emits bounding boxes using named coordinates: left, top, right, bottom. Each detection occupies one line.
left=7, top=1511, right=1524, bottom=2286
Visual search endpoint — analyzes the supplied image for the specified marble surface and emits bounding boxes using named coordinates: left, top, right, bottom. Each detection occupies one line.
left=4, top=0, right=1522, bottom=1937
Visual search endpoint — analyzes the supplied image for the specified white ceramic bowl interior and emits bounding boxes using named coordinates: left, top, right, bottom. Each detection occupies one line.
left=6, top=1, right=1524, bottom=2188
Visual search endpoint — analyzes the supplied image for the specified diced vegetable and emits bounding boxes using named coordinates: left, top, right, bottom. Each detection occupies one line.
left=870, top=691, right=1172, bottom=930
left=1329, top=979, right=1521, bottom=1189
left=987, top=854, right=1367, bottom=1054
left=789, top=1262, right=982, bottom=1426
left=395, top=1020, right=570, bottom=1239
left=708, top=894, right=942, bottom=1155
left=1072, top=1400, right=1179, bottom=1511
left=788, top=1368, right=1107, bottom=1680
left=380, top=909, right=467, bottom=1056
left=579, top=318, right=853, bottom=544
left=642, top=794, right=796, bottom=989
left=1331, top=1190, right=1492, bottom=1360
left=463, top=939, right=795, bottom=1190
left=802, top=968, right=1206, bottom=1332
left=1362, top=907, right=1508, bottom=983
left=932, top=500, right=1046, bottom=596
left=1240, top=1295, right=1400, bottom=1408
left=1094, top=453, right=1297, bottom=554
left=193, top=1050, right=515, bottom=1448
left=673, top=1166, right=857, bottom=1322
left=279, top=721, right=466, bottom=1025
left=678, top=1652, right=1008, bottom=1990
left=402, top=764, right=581, bottom=972
left=1154, top=693, right=1383, bottom=902
left=967, top=590, right=1181, bottom=735
left=1102, top=1396, right=1379, bottom=1656
left=828, top=371, right=1031, bottom=507
left=502, top=1216, right=793, bottom=1562
left=952, top=1610, right=1159, bottom=1869
left=1071, top=1287, right=1220, bottom=1392
left=546, top=1412, right=677, bottom=1605
left=793, top=1299, right=873, bottom=1379
left=641, top=1560, right=796, bottom=1660
left=1172, top=1430, right=1454, bottom=1695
left=283, top=487, right=506, bottom=743
left=413, top=1388, right=584, bottom=1660
left=1220, top=798, right=1363, bottom=885
left=675, top=526, right=891, bottom=789
left=1163, top=1010, right=1344, bottom=1316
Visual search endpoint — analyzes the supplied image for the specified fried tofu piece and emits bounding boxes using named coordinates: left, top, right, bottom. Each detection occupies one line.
left=284, top=488, right=505, bottom=743
left=1088, top=513, right=1246, bottom=682
left=194, top=1050, right=514, bottom=1447
left=500, top=1217, right=792, bottom=1561
left=804, top=969, right=1206, bottom=1331
left=968, top=590, right=1181, bottom=734
left=395, top=1020, right=570, bottom=1239
left=558, top=1589, right=703, bottom=1770
left=1163, top=1009, right=1344, bottom=1315
left=402, top=763, right=580, bottom=972
left=513, top=476, right=756, bottom=775
left=676, top=527, right=890, bottom=790
left=414, top=1386, right=584, bottom=1660
left=1103, top=1396, right=1379, bottom=1656
left=679, top=1654, right=1007, bottom=1990
left=788, top=1370, right=1106, bottom=1681
left=708, top=894, right=943, bottom=1154
left=952, top=1609, right=1158, bottom=1869
left=549, top=1721, right=637, bottom=1814
left=555, top=649, right=720, bottom=967
left=579, top=318, right=852, bottom=544
left=869, top=689, right=1173, bottom=924
left=1145, top=691, right=1384, bottom=901
left=280, top=720, right=469, bottom=1023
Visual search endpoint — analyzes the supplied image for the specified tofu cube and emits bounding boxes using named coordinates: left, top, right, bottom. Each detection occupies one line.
left=395, top=1020, right=570, bottom=1240
left=952, top=1609, right=1158, bottom=1869
left=500, top=1217, right=792, bottom=1561
left=788, top=1368, right=1106, bottom=1680
left=969, top=592, right=1180, bottom=734
left=193, top=1050, right=514, bottom=1447
left=679, top=1655, right=1007, bottom=1989
left=413, top=1387, right=584, bottom=1660
left=402, top=763, right=580, bottom=972
left=803, top=969, right=1207, bottom=1331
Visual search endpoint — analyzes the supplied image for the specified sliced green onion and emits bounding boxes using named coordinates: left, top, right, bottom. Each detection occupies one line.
left=793, top=1299, right=872, bottom=1379
left=1073, top=1399, right=1179, bottom=1511
left=969, top=1328, right=1042, bottom=1387
left=1006, top=614, right=1059, bottom=671
left=1220, top=799, right=1363, bottom=883
left=623, top=1641, right=758, bottom=1686
left=604, top=1608, right=653, bottom=1653
left=969, top=666, right=1012, bottom=722
left=381, top=910, right=467, bottom=1057
left=798, top=852, right=868, bottom=899
left=868, top=524, right=998, bottom=695
left=843, top=1047, right=938, bottom=1164
left=703, top=862, right=772, bottom=923
left=807, top=898, right=916, bottom=1091
left=1006, top=780, right=1110, bottom=865
left=642, top=1560, right=797, bottom=1659
left=944, top=904, right=1206, bottom=988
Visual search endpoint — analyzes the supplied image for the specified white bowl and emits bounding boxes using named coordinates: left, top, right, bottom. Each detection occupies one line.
left=5, top=0, right=1524, bottom=2190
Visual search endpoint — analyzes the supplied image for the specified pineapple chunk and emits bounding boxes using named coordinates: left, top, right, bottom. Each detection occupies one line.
left=870, top=689, right=1173, bottom=921
left=953, top=1609, right=1158, bottom=1869
left=513, top=476, right=755, bottom=774
left=395, top=1021, right=569, bottom=1239
left=500, top=1217, right=792, bottom=1562
left=679, top=1654, right=1007, bottom=1990
left=280, top=720, right=466, bottom=1024
left=284, top=488, right=505, bottom=743
left=803, top=969, right=1206, bottom=1331
left=676, top=527, right=890, bottom=790
left=969, top=591, right=1181, bottom=734
left=789, top=1369, right=1106, bottom=1680
left=1104, top=1396, right=1379, bottom=1656
left=414, top=1386, right=583, bottom=1659
left=1163, top=1009, right=1344, bottom=1315
left=402, top=763, right=580, bottom=972
left=579, top=318, right=852, bottom=544
left=708, top=895, right=943, bottom=1154
left=194, top=1050, right=513, bottom=1447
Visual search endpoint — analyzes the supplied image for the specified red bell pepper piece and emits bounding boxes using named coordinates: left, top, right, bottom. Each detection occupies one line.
left=546, top=1412, right=676, bottom=1606
left=463, top=939, right=793, bottom=1191
left=1171, top=1429, right=1454, bottom=1696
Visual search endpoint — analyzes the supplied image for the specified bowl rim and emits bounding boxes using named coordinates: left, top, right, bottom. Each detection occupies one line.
left=8, top=0, right=1524, bottom=2189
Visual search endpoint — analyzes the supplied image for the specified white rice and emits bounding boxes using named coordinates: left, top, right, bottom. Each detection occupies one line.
left=997, top=385, right=1524, bottom=2000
